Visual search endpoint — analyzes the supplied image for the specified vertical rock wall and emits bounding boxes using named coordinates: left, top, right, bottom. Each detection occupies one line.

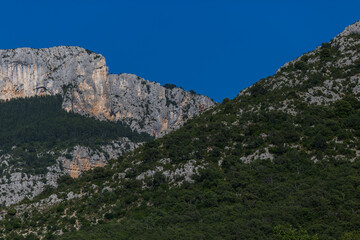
left=0, top=46, right=215, bottom=136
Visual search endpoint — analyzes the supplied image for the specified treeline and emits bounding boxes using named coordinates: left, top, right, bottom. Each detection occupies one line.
left=52, top=94, right=360, bottom=239
left=50, top=153, right=360, bottom=240
left=0, top=95, right=153, bottom=174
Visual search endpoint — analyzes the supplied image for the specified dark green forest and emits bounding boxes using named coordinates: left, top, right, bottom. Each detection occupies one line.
left=3, top=95, right=360, bottom=240
left=3, top=27, right=360, bottom=240
left=53, top=157, right=360, bottom=240
left=54, top=98, right=360, bottom=240
left=0, top=95, right=152, bottom=174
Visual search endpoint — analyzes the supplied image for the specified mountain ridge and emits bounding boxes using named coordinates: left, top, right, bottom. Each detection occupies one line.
left=1, top=20, right=360, bottom=239
left=0, top=46, right=215, bottom=137
left=0, top=46, right=214, bottom=206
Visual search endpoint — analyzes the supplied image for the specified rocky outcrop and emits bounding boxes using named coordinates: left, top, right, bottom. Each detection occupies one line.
left=0, top=137, right=140, bottom=206
left=61, top=138, right=140, bottom=178
left=0, top=161, right=61, bottom=207
left=0, top=46, right=215, bottom=205
left=0, top=44, right=207, bottom=208
left=0, top=46, right=215, bottom=136
left=337, top=20, right=360, bottom=37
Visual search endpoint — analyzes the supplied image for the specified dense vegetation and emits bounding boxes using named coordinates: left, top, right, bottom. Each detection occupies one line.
left=2, top=92, right=360, bottom=239
left=52, top=156, right=360, bottom=240
left=2, top=25, right=360, bottom=240
left=0, top=95, right=152, bottom=174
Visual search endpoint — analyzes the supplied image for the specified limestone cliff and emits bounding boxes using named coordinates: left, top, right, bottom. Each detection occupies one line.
left=0, top=46, right=215, bottom=136
left=0, top=46, right=214, bottom=205
left=0, top=137, right=140, bottom=206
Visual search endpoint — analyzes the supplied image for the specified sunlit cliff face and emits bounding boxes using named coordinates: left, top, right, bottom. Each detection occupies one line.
left=0, top=46, right=215, bottom=137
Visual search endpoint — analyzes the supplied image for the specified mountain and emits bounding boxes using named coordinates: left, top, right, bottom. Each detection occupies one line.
left=2, top=21, right=360, bottom=239
left=0, top=47, right=214, bottom=206
left=0, top=46, right=214, bottom=137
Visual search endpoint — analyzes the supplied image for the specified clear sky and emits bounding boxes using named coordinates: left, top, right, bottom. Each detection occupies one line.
left=1, top=0, right=360, bottom=102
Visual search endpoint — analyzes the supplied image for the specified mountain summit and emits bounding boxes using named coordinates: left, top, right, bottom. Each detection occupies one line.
left=0, top=46, right=214, bottom=206
left=0, top=46, right=214, bottom=137
left=1, top=21, right=360, bottom=239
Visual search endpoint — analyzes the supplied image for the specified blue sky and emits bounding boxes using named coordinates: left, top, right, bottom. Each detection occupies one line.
left=1, top=0, right=360, bottom=102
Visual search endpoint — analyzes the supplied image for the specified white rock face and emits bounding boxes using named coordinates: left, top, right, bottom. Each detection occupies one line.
left=337, top=20, right=360, bottom=37
left=61, top=137, right=140, bottom=178
left=0, top=47, right=105, bottom=100
left=105, top=74, right=214, bottom=136
left=0, top=46, right=215, bottom=206
left=0, top=137, right=140, bottom=206
left=0, top=164, right=61, bottom=206
left=0, top=46, right=215, bottom=137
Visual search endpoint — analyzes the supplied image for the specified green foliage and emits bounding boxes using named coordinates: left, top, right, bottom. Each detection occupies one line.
left=319, top=42, right=339, bottom=62
left=310, top=134, right=327, bottom=150
left=57, top=175, right=75, bottom=187
left=339, top=231, right=360, bottom=240
left=335, top=100, right=353, bottom=116
left=274, top=225, right=319, bottom=240
left=249, top=82, right=267, bottom=97
left=222, top=97, right=230, bottom=104
left=4, top=34, right=360, bottom=240
left=43, top=83, right=360, bottom=239
left=163, top=83, right=177, bottom=89
left=85, top=49, right=94, bottom=55
left=294, top=61, right=308, bottom=71
left=61, top=83, right=74, bottom=95
left=0, top=95, right=153, bottom=174
left=189, top=89, right=197, bottom=95
left=46, top=155, right=360, bottom=240
left=9, top=88, right=360, bottom=239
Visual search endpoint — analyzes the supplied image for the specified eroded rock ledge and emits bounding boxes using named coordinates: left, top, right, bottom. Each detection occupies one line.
left=0, top=46, right=215, bottom=137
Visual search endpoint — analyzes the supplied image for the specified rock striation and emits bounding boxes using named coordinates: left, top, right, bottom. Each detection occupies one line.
left=61, top=137, right=140, bottom=178
left=0, top=46, right=215, bottom=205
left=0, top=46, right=215, bottom=137
left=0, top=137, right=140, bottom=206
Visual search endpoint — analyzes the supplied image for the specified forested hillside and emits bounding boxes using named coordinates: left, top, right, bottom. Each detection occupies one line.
left=0, top=95, right=152, bottom=174
left=0, top=95, right=152, bottom=206
left=2, top=21, right=360, bottom=240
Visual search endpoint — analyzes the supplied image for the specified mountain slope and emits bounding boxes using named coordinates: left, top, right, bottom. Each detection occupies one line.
left=0, top=47, right=215, bottom=137
left=2, top=21, right=360, bottom=239
left=0, top=47, right=214, bottom=206
left=0, top=95, right=151, bottom=206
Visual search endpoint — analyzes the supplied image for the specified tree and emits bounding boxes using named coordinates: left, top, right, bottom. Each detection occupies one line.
left=274, top=225, right=319, bottom=240
left=340, top=231, right=360, bottom=240
left=310, top=134, right=327, bottom=150
left=294, top=61, right=307, bottom=71
left=163, top=84, right=177, bottom=89
left=335, top=100, right=353, bottom=117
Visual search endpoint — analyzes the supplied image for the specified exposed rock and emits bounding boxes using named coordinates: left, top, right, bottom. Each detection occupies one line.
left=0, top=47, right=215, bottom=137
left=240, top=148, right=274, bottom=163
left=0, top=164, right=61, bottom=206
left=337, top=20, right=360, bottom=37
left=0, top=46, right=215, bottom=205
left=163, top=160, right=205, bottom=184
left=62, top=137, right=140, bottom=178
left=135, top=159, right=204, bottom=185
left=0, top=137, right=140, bottom=205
